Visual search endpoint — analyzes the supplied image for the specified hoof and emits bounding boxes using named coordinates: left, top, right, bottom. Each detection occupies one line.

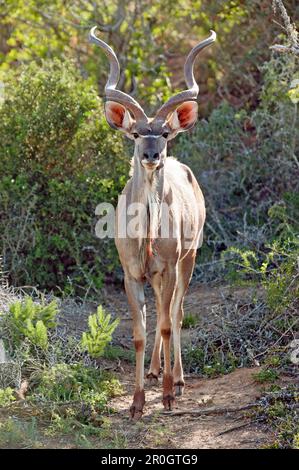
left=129, top=406, right=143, bottom=421
left=163, top=394, right=175, bottom=411
left=146, top=372, right=159, bottom=386
left=130, top=390, right=145, bottom=421
left=174, top=381, right=185, bottom=397
left=162, top=373, right=174, bottom=410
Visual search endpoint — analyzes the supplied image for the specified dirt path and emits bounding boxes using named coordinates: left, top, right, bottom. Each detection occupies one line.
left=99, top=283, right=271, bottom=449
left=107, top=367, right=269, bottom=449
left=0, top=283, right=293, bottom=449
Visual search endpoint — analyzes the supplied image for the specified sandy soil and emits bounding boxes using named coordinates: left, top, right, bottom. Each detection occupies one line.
left=0, top=282, right=276, bottom=449
left=106, top=366, right=270, bottom=449
left=98, top=282, right=271, bottom=449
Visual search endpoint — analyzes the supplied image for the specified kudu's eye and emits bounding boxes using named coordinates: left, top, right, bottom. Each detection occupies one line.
left=133, top=133, right=139, bottom=139
left=163, top=132, right=169, bottom=139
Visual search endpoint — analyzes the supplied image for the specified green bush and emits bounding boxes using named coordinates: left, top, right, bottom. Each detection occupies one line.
left=182, top=313, right=198, bottom=329
left=0, top=387, right=16, bottom=407
left=184, top=345, right=238, bottom=377
left=0, top=60, right=130, bottom=293
left=81, top=306, right=119, bottom=358
left=223, top=232, right=298, bottom=314
left=174, top=52, right=298, bottom=282
left=33, top=363, right=122, bottom=410
left=3, top=296, right=58, bottom=351
left=253, top=368, right=279, bottom=383
left=0, top=417, right=39, bottom=448
left=253, top=387, right=299, bottom=449
left=0, top=293, right=122, bottom=424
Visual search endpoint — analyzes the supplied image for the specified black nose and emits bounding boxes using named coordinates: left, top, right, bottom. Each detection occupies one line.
left=143, top=152, right=160, bottom=161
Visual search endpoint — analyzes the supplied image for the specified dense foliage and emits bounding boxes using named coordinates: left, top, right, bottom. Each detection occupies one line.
left=0, top=294, right=121, bottom=443
left=0, top=0, right=298, bottom=449
left=0, top=60, right=129, bottom=292
left=0, top=0, right=297, bottom=293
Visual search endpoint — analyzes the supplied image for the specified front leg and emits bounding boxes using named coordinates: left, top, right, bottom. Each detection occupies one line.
left=160, top=263, right=178, bottom=410
left=124, top=272, right=146, bottom=420
left=147, top=272, right=162, bottom=384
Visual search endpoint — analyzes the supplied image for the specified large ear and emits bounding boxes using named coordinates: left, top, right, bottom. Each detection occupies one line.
left=168, top=101, right=198, bottom=132
left=104, top=101, right=135, bottom=132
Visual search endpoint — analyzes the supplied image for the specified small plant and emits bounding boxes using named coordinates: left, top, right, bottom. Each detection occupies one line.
left=253, top=386, right=299, bottom=449
left=183, top=344, right=238, bottom=377
left=0, top=417, right=40, bottom=448
left=265, top=355, right=281, bottom=368
left=103, top=345, right=135, bottom=363
left=5, top=296, right=58, bottom=350
left=253, top=368, right=279, bottom=383
left=182, top=313, right=198, bottom=329
left=46, top=414, right=127, bottom=448
left=81, top=306, right=119, bottom=358
left=45, top=411, right=79, bottom=437
left=0, top=387, right=16, bottom=407
left=32, top=363, right=122, bottom=412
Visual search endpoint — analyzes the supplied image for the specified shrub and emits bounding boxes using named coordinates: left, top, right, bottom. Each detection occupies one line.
left=0, top=387, right=16, bottom=407
left=0, top=292, right=122, bottom=432
left=103, top=345, right=135, bottom=363
left=174, top=53, right=298, bottom=282
left=184, top=344, right=238, bottom=377
left=223, top=231, right=298, bottom=314
left=182, top=313, right=198, bottom=329
left=253, top=386, right=299, bottom=449
left=32, top=363, right=122, bottom=411
left=2, top=297, right=58, bottom=352
left=253, top=368, right=279, bottom=383
left=0, top=60, right=130, bottom=293
left=0, top=417, right=40, bottom=448
left=81, top=306, right=119, bottom=358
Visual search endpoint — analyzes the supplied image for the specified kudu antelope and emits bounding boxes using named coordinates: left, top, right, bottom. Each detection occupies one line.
left=90, top=26, right=216, bottom=419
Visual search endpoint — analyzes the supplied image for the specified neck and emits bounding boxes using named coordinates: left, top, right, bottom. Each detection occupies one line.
left=130, top=152, right=165, bottom=243
left=131, top=152, right=165, bottom=205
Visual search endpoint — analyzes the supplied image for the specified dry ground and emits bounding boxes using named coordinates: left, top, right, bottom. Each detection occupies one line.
left=1, top=282, right=287, bottom=449
left=108, top=366, right=270, bottom=449
left=96, top=283, right=273, bottom=449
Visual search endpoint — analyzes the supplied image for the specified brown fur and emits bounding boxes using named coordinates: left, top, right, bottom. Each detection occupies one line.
left=161, top=328, right=171, bottom=338
left=91, top=26, right=216, bottom=419
left=115, top=156, right=205, bottom=418
left=109, top=101, right=205, bottom=420
left=174, top=379, right=185, bottom=386
left=134, top=339, right=144, bottom=352
left=146, top=372, right=159, bottom=380
left=163, top=373, right=174, bottom=394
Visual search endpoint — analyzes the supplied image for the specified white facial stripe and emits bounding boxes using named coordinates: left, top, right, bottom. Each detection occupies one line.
left=141, top=135, right=162, bottom=139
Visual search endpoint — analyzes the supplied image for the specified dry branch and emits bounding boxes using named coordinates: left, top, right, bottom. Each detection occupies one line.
left=163, top=403, right=256, bottom=417
left=271, top=0, right=299, bottom=55
left=217, top=421, right=253, bottom=436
